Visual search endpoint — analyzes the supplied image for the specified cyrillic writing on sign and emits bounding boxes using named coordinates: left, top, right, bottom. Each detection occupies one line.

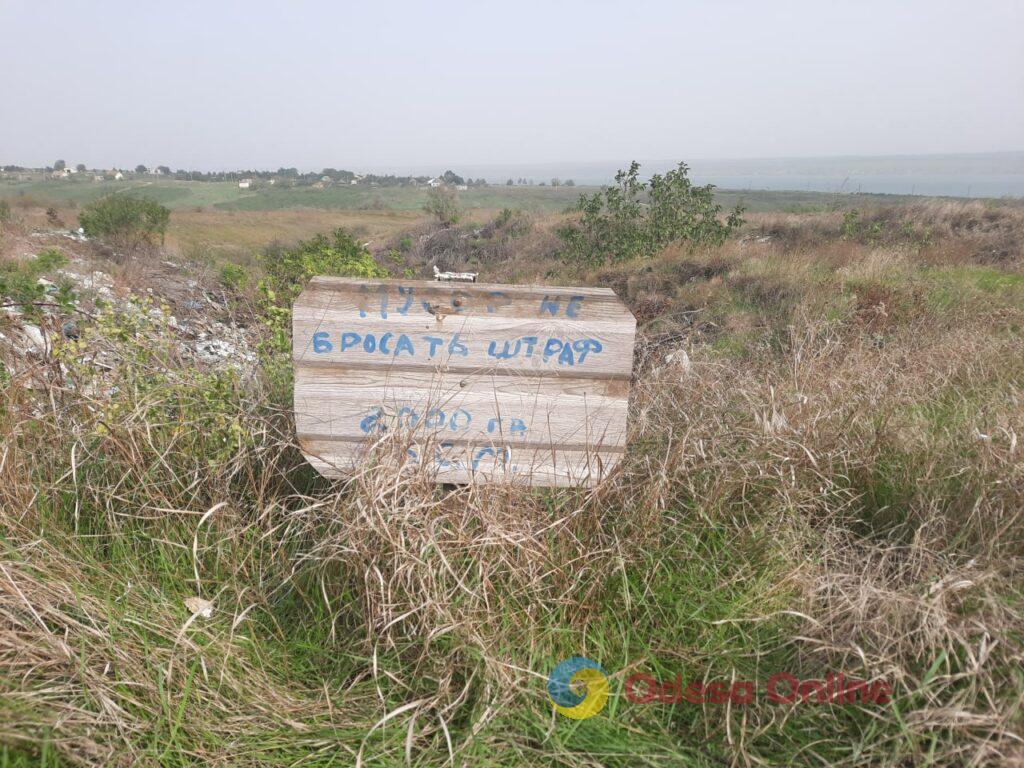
left=293, top=278, right=636, bottom=487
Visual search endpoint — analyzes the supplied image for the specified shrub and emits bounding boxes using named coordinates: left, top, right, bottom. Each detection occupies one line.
left=0, top=249, right=75, bottom=319
left=483, top=207, right=531, bottom=240
left=496, top=207, right=514, bottom=227
left=218, top=262, right=249, bottom=292
left=840, top=207, right=936, bottom=249
left=424, top=185, right=461, bottom=227
left=258, top=228, right=387, bottom=364
left=78, top=195, right=170, bottom=253
left=261, top=228, right=385, bottom=301
left=558, top=161, right=744, bottom=265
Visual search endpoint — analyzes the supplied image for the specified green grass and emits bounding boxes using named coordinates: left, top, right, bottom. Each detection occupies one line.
left=924, top=264, right=1024, bottom=310
left=0, top=178, right=589, bottom=213
left=0, top=178, right=242, bottom=209
left=0, top=743, right=63, bottom=768
left=0, top=177, right=961, bottom=215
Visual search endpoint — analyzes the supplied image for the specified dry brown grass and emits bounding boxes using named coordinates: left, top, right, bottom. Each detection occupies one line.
left=622, top=297, right=1024, bottom=763
left=1, top=198, right=1023, bottom=765
left=166, top=208, right=427, bottom=260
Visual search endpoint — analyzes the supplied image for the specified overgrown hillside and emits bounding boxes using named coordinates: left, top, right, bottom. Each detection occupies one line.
left=1, top=192, right=1023, bottom=766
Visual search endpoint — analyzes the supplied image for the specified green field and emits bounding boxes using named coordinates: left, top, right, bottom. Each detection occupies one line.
left=1, top=176, right=946, bottom=215
left=0, top=177, right=591, bottom=213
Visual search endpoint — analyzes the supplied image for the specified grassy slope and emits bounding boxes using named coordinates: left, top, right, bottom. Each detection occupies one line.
left=1, top=177, right=942, bottom=215
left=1, top=200, right=1023, bottom=766
left=164, top=208, right=426, bottom=268
left=0, top=178, right=587, bottom=213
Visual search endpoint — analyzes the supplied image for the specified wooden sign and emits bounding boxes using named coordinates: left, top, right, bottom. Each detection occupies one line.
left=293, top=277, right=636, bottom=486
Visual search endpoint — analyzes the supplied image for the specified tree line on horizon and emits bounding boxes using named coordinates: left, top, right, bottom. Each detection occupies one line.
left=3, top=161, right=577, bottom=188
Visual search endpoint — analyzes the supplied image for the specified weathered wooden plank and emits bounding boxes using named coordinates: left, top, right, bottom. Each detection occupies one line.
left=302, top=276, right=634, bottom=321
left=298, top=437, right=618, bottom=487
left=293, top=277, right=636, bottom=487
left=296, top=365, right=631, bottom=400
left=295, top=367, right=629, bottom=446
left=292, top=313, right=634, bottom=376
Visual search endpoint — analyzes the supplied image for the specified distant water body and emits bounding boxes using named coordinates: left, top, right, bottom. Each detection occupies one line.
left=434, top=153, right=1024, bottom=199
left=687, top=173, right=1024, bottom=198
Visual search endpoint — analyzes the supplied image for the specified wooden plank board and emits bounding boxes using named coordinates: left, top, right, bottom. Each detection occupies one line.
left=293, top=277, right=636, bottom=486
left=299, top=277, right=632, bottom=320
left=298, top=438, right=615, bottom=488
left=295, top=367, right=629, bottom=447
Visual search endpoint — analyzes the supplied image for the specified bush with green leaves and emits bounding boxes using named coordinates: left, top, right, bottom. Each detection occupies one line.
left=258, top=228, right=387, bottom=372
left=260, top=228, right=386, bottom=302
left=840, top=208, right=935, bottom=249
left=218, top=262, right=249, bottom=292
left=78, top=195, right=170, bottom=253
left=423, top=185, right=461, bottom=227
left=0, top=249, right=75, bottom=319
left=558, top=161, right=744, bottom=265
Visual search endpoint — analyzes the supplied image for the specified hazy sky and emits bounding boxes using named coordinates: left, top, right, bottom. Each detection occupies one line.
left=1, top=0, right=1021, bottom=172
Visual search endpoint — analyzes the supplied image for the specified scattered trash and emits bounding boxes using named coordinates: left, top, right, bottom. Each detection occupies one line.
left=194, top=338, right=239, bottom=364
left=61, top=320, right=79, bottom=340
left=62, top=228, right=89, bottom=243
left=184, top=596, right=213, bottom=618
left=57, top=268, right=114, bottom=296
left=433, top=265, right=478, bottom=282
left=19, top=324, right=48, bottom=355
left=2, top=231, right=259, bottom=389
left=664, top=348, right=693, bottom=375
